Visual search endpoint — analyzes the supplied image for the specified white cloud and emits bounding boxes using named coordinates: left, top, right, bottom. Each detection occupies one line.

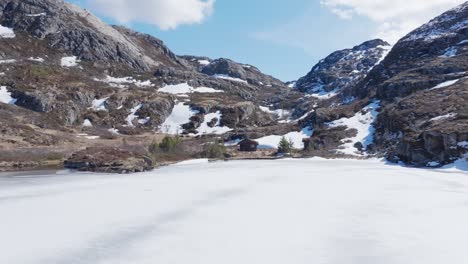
left=86, top=0, right=215, bottom=30
left=320, top=0, right=466, bottom=43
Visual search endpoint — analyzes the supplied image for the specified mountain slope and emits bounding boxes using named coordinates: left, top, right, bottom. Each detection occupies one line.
left=295, top=39, right=391, bottom=100
left=302, top=2, right=467, bottom=167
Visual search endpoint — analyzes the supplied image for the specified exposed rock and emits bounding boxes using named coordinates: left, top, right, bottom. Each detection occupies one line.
left=296, top=39, right=390, bottom=97
left=64, top=147, right=154, bottom=173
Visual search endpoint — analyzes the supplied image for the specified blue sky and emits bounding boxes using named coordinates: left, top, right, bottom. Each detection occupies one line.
left=68, top=0, right=464, bottom=81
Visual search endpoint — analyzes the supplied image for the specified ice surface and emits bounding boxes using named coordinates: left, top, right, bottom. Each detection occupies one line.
left=0, top=159, right=467, bottom=264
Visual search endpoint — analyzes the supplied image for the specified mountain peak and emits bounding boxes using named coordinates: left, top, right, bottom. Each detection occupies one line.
left=295, top=39, right=391, bottom=97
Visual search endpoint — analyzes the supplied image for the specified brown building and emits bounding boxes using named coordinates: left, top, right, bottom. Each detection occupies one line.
left=239, top=139, right=259, bottom=152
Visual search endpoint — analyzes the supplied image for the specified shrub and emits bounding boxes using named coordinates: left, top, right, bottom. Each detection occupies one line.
left=202, top=141, right=227, bottom=159
left=149, top=135, right=182, bottom=154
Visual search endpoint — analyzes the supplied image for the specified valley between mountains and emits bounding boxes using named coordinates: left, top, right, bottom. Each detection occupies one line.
left=0, top=0, right=467, bottom=172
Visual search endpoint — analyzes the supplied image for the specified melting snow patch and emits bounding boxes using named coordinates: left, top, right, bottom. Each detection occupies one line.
left=430, top=113, right=457, bottom=121
left=256, top=127, right=313, bottom=149
left=90, top=97, right=108, bottom=111
left=430, top=79, right=460, bottom=90
left=28, top=57, right=45, bottom=63
left=0, top=59, right=16, bottom=64
left=213, top=74, right=248, bottom=84
left=160, top=102, right=199, bottom=134
left=108, top=128, right=119, bottom=135
left=82, top=119, right=93, bottom=127
left=259, top=106, right=291, bottom=120
left=427, top=161, right=441, bottom=167
left=61, top=56, right=79, bottom=67
left=326, top=101, right=380, bottom=156
left=25, top=13, right=46, bottom=17
left=96, top=75, right=154, bottom=88
left=457, top=141, right=468, bottom=149
left=305, top=85, right=339, bottom=99
left=0, top=25, right=15, bottom=38
left=126, top=104, right=143, bottom=127
left=0, top=86, right=16, bottom=104
left=198, top=60, right=210, bottom=66
left=158, top=83, right=223, bottom=95
left=195, top=111, right=232, bottom=135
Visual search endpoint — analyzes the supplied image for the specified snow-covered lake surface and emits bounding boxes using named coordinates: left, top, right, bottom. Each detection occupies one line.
left=0, top=159, right=467, bottom=264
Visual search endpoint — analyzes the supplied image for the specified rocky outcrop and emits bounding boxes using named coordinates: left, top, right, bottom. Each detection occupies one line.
left=0, top=0, right=187, bottom=71
left=295, top=39, right=390, bottom=97
left=353, top=2, right=468, bottom=100
left=64, top=147, right=154, bottom=173
left=201, top=58, right=285, bottom=87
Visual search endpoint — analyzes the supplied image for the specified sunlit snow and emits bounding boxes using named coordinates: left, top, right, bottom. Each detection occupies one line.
left=160, top=102, right=199, bottom=134
left=0, top=86, right=17, bottom=104
left=213, top=74, right=248, bottom=84
left=0, top=25, right=15, bottom=38
left=61, top=56, right=79, bottom=67
left=256, top=127, right=313, bottom=149
left=158, top=83, right=223, bottom=95
left=326, top=101, right=380, bottom=155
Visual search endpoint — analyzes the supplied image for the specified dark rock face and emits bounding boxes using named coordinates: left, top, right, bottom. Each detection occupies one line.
left=374, top=80, right=468, bottom=166
left=353, top=2, right=468, bottom=100
left=295, top=39, right=391, bottom=95
left=64, top=147, right=154, bottom=173
left=0, top=0, right=187, bottom=71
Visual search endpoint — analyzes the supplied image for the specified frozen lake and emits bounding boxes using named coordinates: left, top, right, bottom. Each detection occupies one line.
left=0, top=159, right=467, bottom=264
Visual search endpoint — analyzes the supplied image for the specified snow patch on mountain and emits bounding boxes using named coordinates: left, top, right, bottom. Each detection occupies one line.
left=256, top=127, right=313, bottom=149
left=158, top=83, right=223, bottom=95
left=326, top=101, right=380, bottom=156
left=0, top=25, right=15, bottom=38
left=213, top=74, right=248, bottom=84
left=90, top=98, right=108, bottom=111
left=195, top=111, right=232, bottom=136
left=0, top=86, right=17, bottom=104
left=430, top=113, right=457, bottom=122
left=28, top=57, right=45, bottom=63
left=61, top=56, right=79, bottom=67
left=126, top=104, right=143, bottom=127
left=95, top=76, right=154, bottom=88
left=160, top=102, right=199, bottom=134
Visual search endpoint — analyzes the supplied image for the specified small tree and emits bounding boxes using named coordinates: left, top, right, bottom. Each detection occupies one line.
left=202, top=141, right=227, bottom=159
left=156, top=135, right=182, bottom=153
left=278, top=136, right=293, bottom=154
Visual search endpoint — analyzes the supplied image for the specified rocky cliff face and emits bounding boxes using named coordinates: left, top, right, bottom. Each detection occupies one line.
left=301, top=2, right=467, bottom=167
left=295, top=39, right=391, bottom=99
left=0, top=0, right=301, bottom=156
left=0, top=0, right=187, bottom=71
left=0, top=0, right=466, bottom=170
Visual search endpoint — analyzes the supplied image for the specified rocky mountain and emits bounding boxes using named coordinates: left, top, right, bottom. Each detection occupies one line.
left=301, top=2, right=467, bottom=167
left=295, top=39, right=391, bottom=100
left=0, top=0, right=466, bottom=171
